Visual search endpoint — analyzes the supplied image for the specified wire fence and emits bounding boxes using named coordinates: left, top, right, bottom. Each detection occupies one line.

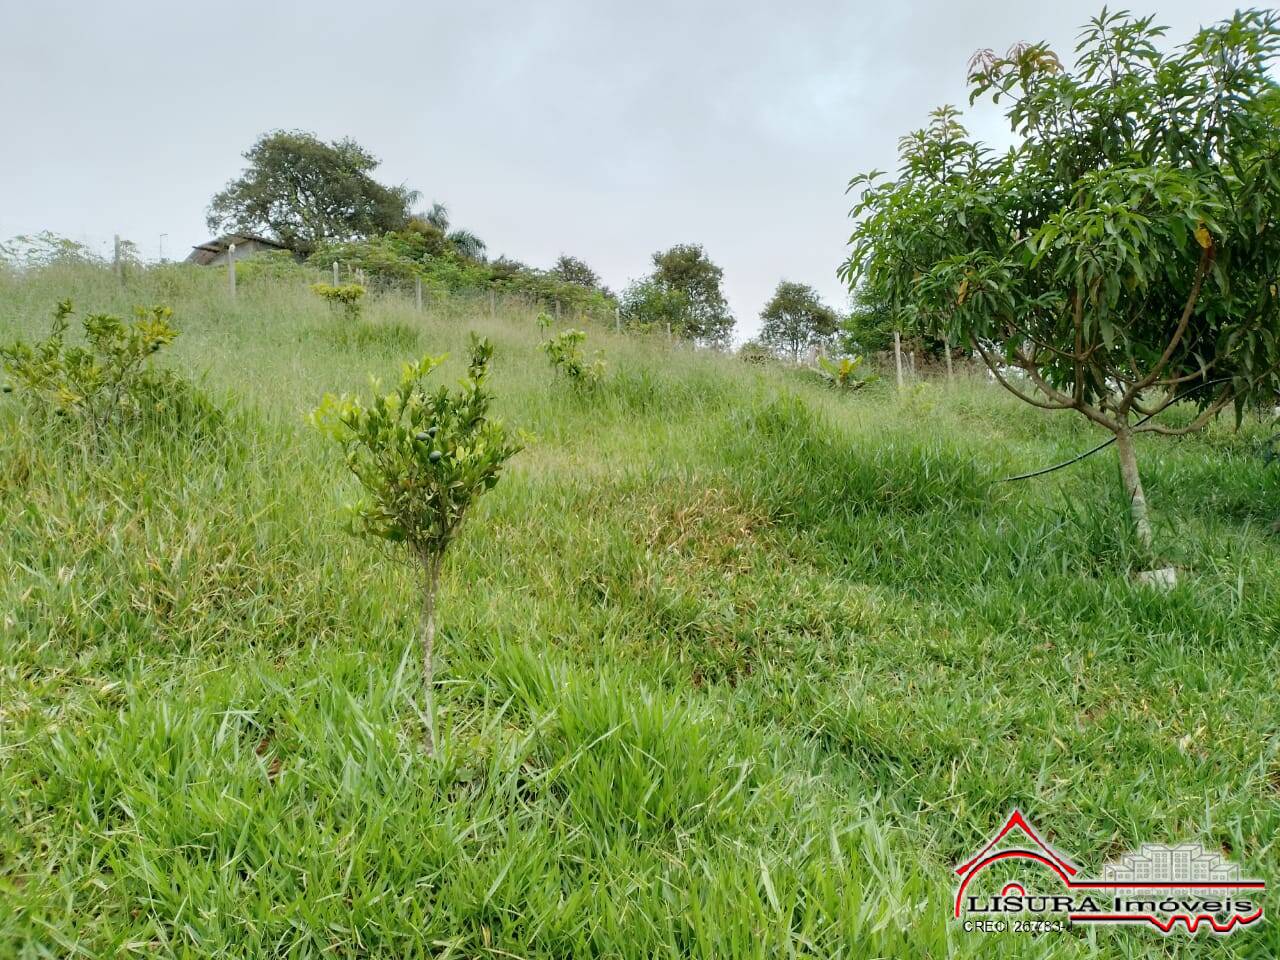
left=91, top=240, right=982, bottom=384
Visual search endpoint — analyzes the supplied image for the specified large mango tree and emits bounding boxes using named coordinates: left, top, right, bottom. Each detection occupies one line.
left=841, top=10, right=1280, bottom=557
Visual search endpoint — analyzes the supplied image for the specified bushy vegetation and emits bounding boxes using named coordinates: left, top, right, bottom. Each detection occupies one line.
left=405, top=201, right=488, bottom=261
left=0, top=298, right=196, bottom=443
left=816, top=352, right=871, bottom=392
left=542, top=328, right=605, bottom=391
left=310, top=281, right=366, bottom=320
left=841, top=282, right=953, bottom=362
left=549, top=254, right=604, bottom=291
left=309, top=231, right=615, bottom=317
left=0, top=232, right=119, bottom=271
left=2, top=260, right=1278, bottom=957
left=232, top=248, right=314, bottom=287
left=201, top=131, right=614, bottom=317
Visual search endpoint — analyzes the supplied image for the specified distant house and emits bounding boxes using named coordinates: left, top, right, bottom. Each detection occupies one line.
left=186, top=233, right=289, bottom=266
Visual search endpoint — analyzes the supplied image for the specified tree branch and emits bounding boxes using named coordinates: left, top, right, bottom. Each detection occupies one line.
left=971, top=335, right=1077, bottom=411
left=1014, top=350, right=1121, bottom=431
left=1121, top=245, right=1213, bottom=407
left=1134, top=385, right=1233, bottom=435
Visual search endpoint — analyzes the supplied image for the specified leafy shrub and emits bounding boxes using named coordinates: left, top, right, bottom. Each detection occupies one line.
left=737, top=340, right=774, bottom=365
left=817, top=353, right=873, bottom=392
left=0, top=299, right=190, bottom=442
left=542, top=329, right=604, bottom=391
left=549, top=254, right=604, bottom=291
left=619, top=278, right=688, bottom=338
left=312, top=335, right=520, bottom=754
left=900, top=380, right=939, bottom=417
left=311, top=282, right=366, bottom=320
left=308, top=233, right=617, bottom=318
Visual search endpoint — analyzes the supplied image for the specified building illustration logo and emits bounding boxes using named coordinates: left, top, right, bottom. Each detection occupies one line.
left=954, top=810, right=1265, bottom=935
left=1103, top=844, right=1241, bottom=886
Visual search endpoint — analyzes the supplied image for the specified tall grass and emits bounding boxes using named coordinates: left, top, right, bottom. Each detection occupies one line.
left=1, top=263, right=1278, bottom=957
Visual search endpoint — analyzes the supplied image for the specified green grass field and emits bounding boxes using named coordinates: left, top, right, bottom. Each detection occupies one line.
left=2, top=263, right=1278, bottom=958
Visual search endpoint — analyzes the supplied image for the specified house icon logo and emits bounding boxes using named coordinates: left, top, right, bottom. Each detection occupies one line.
left=954, top=810, right=1265, bottom=936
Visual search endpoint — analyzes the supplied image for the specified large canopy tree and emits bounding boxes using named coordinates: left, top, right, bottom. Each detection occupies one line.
left=651, top=244, right=735, bottom=346
left=841, top=10, right=1280, bottom=555
left=759, top=281, right=839, bottom=361
left=208, top=131, right=419, bottom=254
left=619, top=244, right=735, bottom=346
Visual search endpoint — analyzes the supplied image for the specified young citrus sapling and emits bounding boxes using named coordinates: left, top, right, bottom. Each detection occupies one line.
left=542, top=329, right=605, bottom=391
left=312, top=335, right=519, bottom=753
left=1, top=299, right=180, bottom=442
left=311, top=282, right=366, bottom=321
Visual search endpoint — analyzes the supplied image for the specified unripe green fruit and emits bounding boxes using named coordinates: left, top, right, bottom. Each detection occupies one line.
left=1, top=384, right=11, bottom=393
left=428, top=450, right=443, bottom=464
left=415, top=431, right=430, bottom=442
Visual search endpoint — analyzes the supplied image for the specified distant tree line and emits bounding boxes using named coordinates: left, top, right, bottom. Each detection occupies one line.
left=201, top=129, right=963, bottom=355
left=204, top=130, right=620, bottom=315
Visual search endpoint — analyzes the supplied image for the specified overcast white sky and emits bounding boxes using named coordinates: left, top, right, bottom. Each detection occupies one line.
left=0, top=0, right=1247, bottom=336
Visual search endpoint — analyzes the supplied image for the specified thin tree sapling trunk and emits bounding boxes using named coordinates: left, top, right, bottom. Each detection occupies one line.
left=420, top=556, right=442, bottom=755
left=1113, top=427, right=1154, bottom=555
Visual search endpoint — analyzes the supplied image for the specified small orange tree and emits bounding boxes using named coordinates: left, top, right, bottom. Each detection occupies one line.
left=1, top=299, right=179, bottom=442
left=313, top=335, right=519, bottom=753
left=311, top=282, right=366, bottom=321
left=542, top=329, right=605, bottom=391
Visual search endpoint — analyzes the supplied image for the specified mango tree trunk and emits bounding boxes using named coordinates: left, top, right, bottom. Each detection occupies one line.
left=1114, top=427, right=1154, bottom=555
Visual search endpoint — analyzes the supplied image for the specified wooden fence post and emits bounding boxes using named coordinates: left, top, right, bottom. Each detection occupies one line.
left=227, top=243, right=236, bottom=298
left=615, top=306, right=621, bottom=334
left=332, top=261, right=339, bottom=285
left=113, top=235, right=123, bottom=282
left=893, top=330, right=904, bottom=391
left=945, top=337, right=954, bottom=383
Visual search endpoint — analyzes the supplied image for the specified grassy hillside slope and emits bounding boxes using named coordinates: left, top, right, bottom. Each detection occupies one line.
left=2, top=264, right=1278, bottom=958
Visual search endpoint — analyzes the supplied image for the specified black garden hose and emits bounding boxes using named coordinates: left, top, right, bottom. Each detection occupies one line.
left=997, top=378, right=1233, bottom=483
